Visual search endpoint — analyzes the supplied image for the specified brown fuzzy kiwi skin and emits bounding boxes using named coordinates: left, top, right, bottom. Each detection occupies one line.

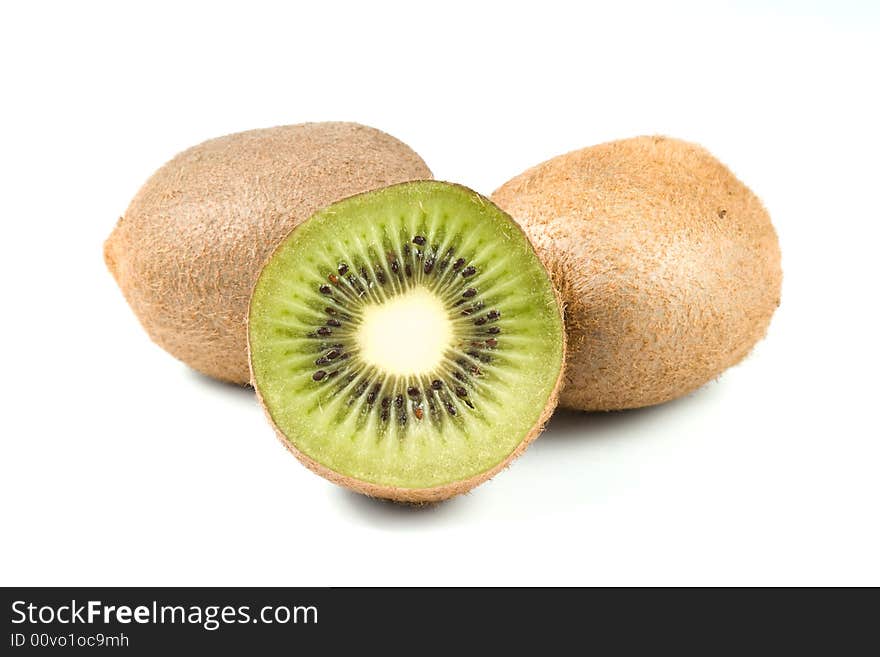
left=104, top=122, right=432, bottom=384
left=491, top=136, right=782, bottom=412
left=247, top=182, right=567, bottom=503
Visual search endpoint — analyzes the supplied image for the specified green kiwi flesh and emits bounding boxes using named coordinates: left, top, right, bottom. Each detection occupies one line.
left=248, top=181, right=565, bottom=500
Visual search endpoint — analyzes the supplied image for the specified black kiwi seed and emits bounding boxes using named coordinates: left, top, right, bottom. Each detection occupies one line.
left=326, top=319, right=341, bottom=327
left=319, top=285, right=332, bottom=295
left=461, top=266, right=477, bottom=278
left=474, top=317, right=486, bottom=326
left=461, top=308, right=474, bottom=316
left=403, top=243, right=410, bottom=256
left=439, top=260, right=449, bottom=271
left=455, top=386, right=468, bottom=398
left=464, top=400, right=475, bottom=409
left=327, top=370, right=339, bottom=379
left=375, top=268, right=386, bottom=284
left=424, top=257, right=435, bottom=274
left=315, top=357, right=329, bottom=366
left=431, top=379, right=443, bottom=390
left=487, top=326, right=500, bottom=335
left=390, top=259, right=400, bottom=274
left=346, top=275, right=364, bottom=295
left=445, top=402, right=457, bottom=416
left=325, top=307, right=337, bottom=315
left=467, top=350, right=480, bottom=358
left=326, top=349, right=340, bottom=360
left=313, top=371, right=327, bottom=381
left=340, top=353, right=350, bottom=360
left=407, top=386, right=421, bottom=398
left=405, top=263, right=412, bottom=277
left=413, top=235, right=426, bottom=246
left=453, top=371, right=465, bottom=381
left=463, top=288, right=477, bottom=298
left=452, top=258, right=465, bottom=271
left=395, top=394, right=404, bottom=408
left=367, top=385, right=380, bottom=405
left=337, top=263, right=349, bottom=276
left=486, top=339, right=498, bottom=348
left=381, top=397, right=390, bottom=408
left=487, top=310, right=501, bottom=320
left=317, top=327, right=331, bottom=336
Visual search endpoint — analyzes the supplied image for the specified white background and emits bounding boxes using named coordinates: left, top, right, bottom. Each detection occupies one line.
left=1, top=1, right=878, bottom=586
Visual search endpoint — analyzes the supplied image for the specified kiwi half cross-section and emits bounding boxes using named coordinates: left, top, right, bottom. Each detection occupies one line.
left=248, top=181, right=565, bottom=502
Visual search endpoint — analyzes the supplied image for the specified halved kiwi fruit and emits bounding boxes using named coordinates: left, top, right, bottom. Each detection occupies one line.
left=248, top=181, right=565, bottom=502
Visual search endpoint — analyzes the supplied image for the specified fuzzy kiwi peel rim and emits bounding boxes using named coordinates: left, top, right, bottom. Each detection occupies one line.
left=248, top=181, right=566, bottom=502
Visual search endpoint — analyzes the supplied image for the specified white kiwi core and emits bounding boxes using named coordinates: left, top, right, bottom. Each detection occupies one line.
left=356, top=286, right=452, bottom=376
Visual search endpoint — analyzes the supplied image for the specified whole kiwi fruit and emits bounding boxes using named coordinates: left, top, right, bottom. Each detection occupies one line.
left=104, top=122, right=432, bottom=383
left=491, top=136, right=781, bottom=411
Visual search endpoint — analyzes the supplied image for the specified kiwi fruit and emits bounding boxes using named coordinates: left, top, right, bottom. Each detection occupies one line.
left=104, top=122, right=432, bottom=383
left=492, top=136, right=781, bottom=411
left=248, top=181, right=565, bottom=502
